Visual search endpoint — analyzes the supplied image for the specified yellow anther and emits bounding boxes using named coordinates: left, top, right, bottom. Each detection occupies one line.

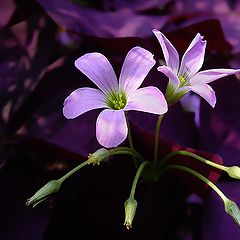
left=179, top=75, right=186, bottom=87
left=106, top=92, right=127, bottom=110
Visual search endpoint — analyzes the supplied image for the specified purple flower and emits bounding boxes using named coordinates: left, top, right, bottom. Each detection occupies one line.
left=63, top=47, right=168, bottom=148
left=153, top=29, right=240, bottom=107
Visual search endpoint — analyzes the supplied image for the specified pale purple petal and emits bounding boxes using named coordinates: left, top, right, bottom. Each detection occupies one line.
left=189, top=84, right=216, bottom=108
left=180, top=93, right=201, bottom=128
left=119, top=46, right=156, bottom=95
left=179, top=33, right=206, bottom=79
left=190, top=68, right=240, bottom=85
left=96, top=109, right=127, bottom=148
left=157, top=65, right=180, bottom=90
left=152, top=29, right=179, bottom=74
left=63, top=87, right=106, bottom=119
left=75, top=53, right=118, bottom=94
left=124, top=86, right=168, bottom=114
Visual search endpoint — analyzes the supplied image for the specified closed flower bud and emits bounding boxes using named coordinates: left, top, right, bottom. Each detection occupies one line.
left=26, top=179, right=62, bottom=208
left=88, top=148, right=110, bottom=165
left=224, top=199, right=240, bottom=226
left=227, top=166, right=240, bottom=180
left=124, top=197, right=137, bottom=230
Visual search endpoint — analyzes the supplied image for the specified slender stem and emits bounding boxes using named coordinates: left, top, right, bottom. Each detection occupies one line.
left=125, top=113, right=138, bottom=167
left=154, top=114, right=164, bottom=166
left=110, top=147, right=144, bottom=162
left=126, top=116, right=134, bottom=151
left=159, top=150, right=228, bottom=171
left=59, top=160, right=90, bottom=183
left=59, top=147, right=145, bottom=183
left=110, top=150, right=137, bottom=157
left=161, top=164, right=227, bottom=202
left=130, top=161, right=149, bottom=198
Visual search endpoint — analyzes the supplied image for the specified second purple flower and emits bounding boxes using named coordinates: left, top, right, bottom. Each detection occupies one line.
left=153, top=29, right=240, bottom=107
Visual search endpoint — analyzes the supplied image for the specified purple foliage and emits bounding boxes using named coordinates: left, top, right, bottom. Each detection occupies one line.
left=1, top=0, right=240, bottom=239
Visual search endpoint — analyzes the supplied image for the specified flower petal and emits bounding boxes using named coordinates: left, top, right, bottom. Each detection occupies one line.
left=179, top=33, right=206, bottom=79
left=152, top=29, right=179, bottom=74
left=96, top=109, right=127, bottom=148
left=119, top=46, right=156, bottom=95
left=75, top=53, right=118, bottom=94
left=180, top=93, right=201, bottom=128
left=190, top=68, right=240, bottom=85
left=157, top=65, right=180, bottom=90
left=124, top=86, right=168, bottom=114
left=63, top=87, right=106, bottom=119
left=189, top=84, right=216, bottom=108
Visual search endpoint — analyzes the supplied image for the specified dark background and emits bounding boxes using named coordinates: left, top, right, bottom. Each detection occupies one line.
left=0, top=0, right=240, bottom=239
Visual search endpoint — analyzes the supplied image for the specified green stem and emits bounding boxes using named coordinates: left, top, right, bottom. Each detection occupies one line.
left=130, top=161, right=149, bottom=198
left=59, top=147, right=144, bottom=183
left=125, top=113, right=138, bottom=167
left=161, top=164, right=227, bottom=202
left=59, top=160, right=90, bottom=183
left=159, top=150, right=228, bottom=171
left=126, top=115, right=134, bottom=151
left=154, top=114, right=164, bottom=166
left=109, top=147, right=145, bottom=163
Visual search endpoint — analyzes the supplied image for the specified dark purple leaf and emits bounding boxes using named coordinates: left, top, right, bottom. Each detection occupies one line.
left=130, top=120, right=223, bottom=198
left=0, top=14, right=59, bottom=132
left=164, top=0, right=240, bottom=53
left=199, top=73, right=240, bottom=166
left=37, top=0, right=169, bottom=38
left=0, top=0, right=16, bottom=28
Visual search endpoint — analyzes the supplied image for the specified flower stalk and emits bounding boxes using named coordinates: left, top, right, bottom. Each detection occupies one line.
left=161, top=164, right=240, bottom=227
left=26, top=148, right=110, bottom=207
left=160, top=150, right=240, bottom=180
left=59, top=148, right=109, bottom=182
left=125, top=113, right=137, bottom=167
left=154, top=114, right=164, bottom=166
left=26, top=147, right=145, bottom=208
left=109, top=147, right=145, bottom=163
left=124, top=161, right=149, bottom=229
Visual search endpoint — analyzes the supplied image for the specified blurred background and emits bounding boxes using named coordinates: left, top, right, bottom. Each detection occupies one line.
left=0, top=0, right=240, bottom=239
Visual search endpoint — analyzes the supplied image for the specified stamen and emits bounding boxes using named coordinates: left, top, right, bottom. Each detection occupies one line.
left=106, top=92, right=127, bottom=110
left=179, top=75, right=186, bottom=87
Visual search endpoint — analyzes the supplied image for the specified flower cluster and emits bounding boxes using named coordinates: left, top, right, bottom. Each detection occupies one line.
left=63, top=30, right=240, bottom=148
left=27, top=29, right=240, bottom=230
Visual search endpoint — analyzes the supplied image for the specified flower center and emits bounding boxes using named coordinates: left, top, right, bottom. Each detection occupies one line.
left=179, top=75, right=186, bottom=87
left=106, top=92, right=127, bottom=110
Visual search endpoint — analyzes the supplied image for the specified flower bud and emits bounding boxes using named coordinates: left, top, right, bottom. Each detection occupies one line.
left=88, top=148, right=110, bottom=165
left=224, top=199, right=240, bottom=226
left=26, top=179, right=62, bottom=208
left=227, top=166, right=240, bottom=180
left=124, top=197, right=137, bottom=229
